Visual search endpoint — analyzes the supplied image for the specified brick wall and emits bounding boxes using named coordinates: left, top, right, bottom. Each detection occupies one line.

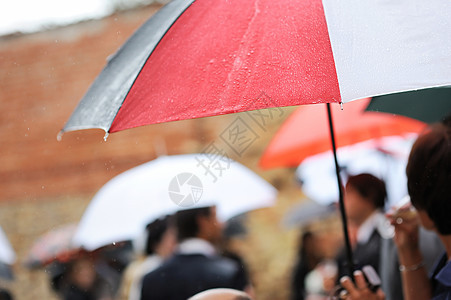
left=0, top=4, right=213, bottom=202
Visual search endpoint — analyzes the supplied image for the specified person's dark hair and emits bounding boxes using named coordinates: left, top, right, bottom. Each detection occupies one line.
left=0, top=289, right=13, bottom=300
left=175, top=206, right=212, bottom=241
left=346, top=173, right=387, bottom=209
left=406, top=116, right=451, bottom=235
left=145, top=215, right=172, bottom=255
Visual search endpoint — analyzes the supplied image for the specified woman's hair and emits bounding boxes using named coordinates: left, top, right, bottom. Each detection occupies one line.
left=346, top=173, right=387, bottom=209
left=406, top=116, right=451, bottom=235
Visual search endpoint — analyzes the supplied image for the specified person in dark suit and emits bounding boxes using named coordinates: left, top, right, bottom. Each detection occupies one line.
left=335, top=173, right=387, bottom=279
left=140, top=206, right=251, bottom=300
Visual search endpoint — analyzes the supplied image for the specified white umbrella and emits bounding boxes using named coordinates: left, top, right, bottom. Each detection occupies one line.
left=282, top=199, right=337, bottom=228
left=0, top=226, right=15, bottom=265
left=296, top=135, right=416, bottom=208
left=73, top=154, right=277, bottom=250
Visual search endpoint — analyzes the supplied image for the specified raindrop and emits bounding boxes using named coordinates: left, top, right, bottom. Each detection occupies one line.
left=41, top=186, right=45, bottom=189
left=57, top=131, right=63, bottom=142
left=112, top=242, right=116, bottom=246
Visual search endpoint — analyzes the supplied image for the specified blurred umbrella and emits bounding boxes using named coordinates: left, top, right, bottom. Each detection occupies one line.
left=366, top=86, right=451, bottom=124
left=0, top=226, right=15, bottom=280
left=0, top=227, right=15, bottom=266
left=25, top=223, right=80, bottom=269
left=259, top=99, right=424, bottom=169
left=296, top=135, right=416, bottom=208
left=73, top=154, right=277, bottom=251
left=282, top=199, right=337, bottom=228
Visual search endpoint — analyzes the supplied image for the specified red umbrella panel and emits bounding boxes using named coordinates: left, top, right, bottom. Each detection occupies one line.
left=259, top=99, right=426, bottom=169
left=61, top=0, right=451, bottom=135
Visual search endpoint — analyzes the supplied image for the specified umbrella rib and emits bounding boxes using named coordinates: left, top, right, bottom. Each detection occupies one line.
left=61, top=0, right=195, bottom=135
left=108, top=0, right=196, bottom=133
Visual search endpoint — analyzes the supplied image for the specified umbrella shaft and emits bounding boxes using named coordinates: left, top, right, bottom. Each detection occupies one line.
left=326, top=103, right=355, bottom=279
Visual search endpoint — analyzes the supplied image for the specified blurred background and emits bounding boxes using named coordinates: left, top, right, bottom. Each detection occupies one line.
left=0, top=1, right=345, bottom=298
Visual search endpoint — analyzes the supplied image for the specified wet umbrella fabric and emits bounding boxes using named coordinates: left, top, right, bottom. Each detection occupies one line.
left=366, top=86, right=451, bottom=124
left=61, top=0, right=451, bottom=134
left=73, top=154, right=277, bottom=251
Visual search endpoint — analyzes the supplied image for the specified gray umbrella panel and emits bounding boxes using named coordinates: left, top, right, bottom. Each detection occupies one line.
left=61, top=0, right=195, bottom=134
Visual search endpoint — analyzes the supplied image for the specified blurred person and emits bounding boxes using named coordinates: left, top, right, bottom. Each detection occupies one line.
left=60, top=255, right=114, bottom=300
left=339, top=117, right=451, bottom=300
left=188, top=288, right=252, bottom=300
left=0, top=288, right=13, bottom=300
left=335, top=173, right=387, bottom=278
left=291, top=230, right=325, bottom=300
left=118, top=215, right=177, bottom=300
left=140, top=206, right=251, bottom=300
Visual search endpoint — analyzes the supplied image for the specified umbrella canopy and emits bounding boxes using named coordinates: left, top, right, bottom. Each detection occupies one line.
left=61, top=0, right=451, bottom=135
left=259, top=99, right=424, bottom=169
left=73, top=154, right=277, bottom=251
left=0, top=226, right=16, bottom=281
left=296, top=135, right=416, bottom=207
left=366, top=86, right=451, bottom=124
left=0, top=226, right=15, bottom=265
left=25, top=223, right=80, bottom=269
left=282, top=200, right=337, bottom=229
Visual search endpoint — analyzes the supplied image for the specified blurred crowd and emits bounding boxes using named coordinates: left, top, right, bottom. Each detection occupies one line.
left=1, top=118, right=450, bottom=300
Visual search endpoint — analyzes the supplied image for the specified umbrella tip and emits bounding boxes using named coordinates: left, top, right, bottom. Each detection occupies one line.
left=340, top=102, right=343, bottom=110
left=103, top=132, right=109, bottom=141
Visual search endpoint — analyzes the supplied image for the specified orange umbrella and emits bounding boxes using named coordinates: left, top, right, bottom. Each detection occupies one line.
left=259, top=98, right=426, bottom=169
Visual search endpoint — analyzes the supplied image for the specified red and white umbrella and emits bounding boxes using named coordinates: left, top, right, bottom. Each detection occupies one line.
left=61, top=0, right=451, bottom=135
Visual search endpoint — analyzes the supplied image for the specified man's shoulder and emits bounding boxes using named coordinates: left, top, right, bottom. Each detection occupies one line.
left=143, top=253, right=241, bottom=280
